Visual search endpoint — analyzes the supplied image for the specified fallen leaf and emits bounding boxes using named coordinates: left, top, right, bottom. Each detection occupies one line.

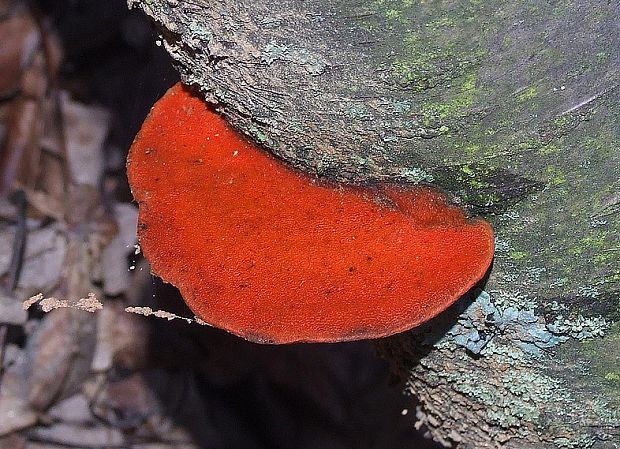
left=0, top=11, right=39, bottom=97
left=0, top=292, right=27, bottom=325
left=25, top=308, right=96, bottom=411
left=101, top=203, right=138, bottom=296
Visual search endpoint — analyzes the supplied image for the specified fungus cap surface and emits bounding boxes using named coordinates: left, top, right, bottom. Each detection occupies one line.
left=128, top=83, right=494, bottom=344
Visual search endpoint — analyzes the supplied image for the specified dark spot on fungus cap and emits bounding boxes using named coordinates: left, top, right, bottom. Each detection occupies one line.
left=127, top=83, right=495, bottom=344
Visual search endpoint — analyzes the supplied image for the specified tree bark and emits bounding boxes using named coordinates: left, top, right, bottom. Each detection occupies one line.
left=129, top=0, right=620, bottom=447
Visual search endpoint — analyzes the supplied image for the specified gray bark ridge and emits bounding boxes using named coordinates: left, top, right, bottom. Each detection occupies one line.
left=130, top=0, right=620, bottom=447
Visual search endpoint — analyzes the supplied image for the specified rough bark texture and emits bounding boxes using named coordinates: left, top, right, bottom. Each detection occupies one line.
left=129, top=0, right=619, bottom=447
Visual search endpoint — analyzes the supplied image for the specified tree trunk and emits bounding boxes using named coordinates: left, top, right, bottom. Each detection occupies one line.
left=128, top=0, right=620, bottom=447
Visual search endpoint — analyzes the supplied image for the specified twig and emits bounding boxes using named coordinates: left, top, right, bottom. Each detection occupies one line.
left=25, top=435, right=131, bottom=449
left=7, top=189, right=27, bottom=291
left=0, top=324, right=8, bottom=389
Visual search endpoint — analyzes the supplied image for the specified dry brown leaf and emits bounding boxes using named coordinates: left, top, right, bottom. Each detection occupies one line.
left=21, top=188, right=64, bottom=221
left=0, top=10, right=40, bottom=97
left=27, top=423, right=125, bottom=447
left=0, top=292, right=27, bottom=325
left=92, top=300, right=148, bottom=372
left=0, top=346, right=38, bottom=436
left=0, top=433, right=27, bottom=449
left=1, top=96, right=44, bottom=195
left=61, top=93, right=110, bottom=187
left=18, top=228, right=66, bottom=291
left=111, top=308, right=150, bottom=370
left=46, top=394, right=93, bottom=426
left=25, top=308, right=97, bottom=411
left=101, top=203, right=138, bottom=296
left=0, top=223, right=67, bottom=291
left=0, top=197, right=17, bottom=220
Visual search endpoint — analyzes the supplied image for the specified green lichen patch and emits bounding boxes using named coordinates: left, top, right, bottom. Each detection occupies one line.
left=420, top=71, right=479, bottom=122
left=516, top=86, right=539, bottom=103
left=261, top=41, right=328, bottom=75
left=436, top=291, right=609, bottom=358
left=432, top=162, right=543, bottom=214
left=362, top=0, right=495, bottom=93
left=574, top=322, right=620, bottom=416
left=401, top=288, right=617, bottom=446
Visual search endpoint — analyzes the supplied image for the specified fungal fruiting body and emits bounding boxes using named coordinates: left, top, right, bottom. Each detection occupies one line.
left=128, top=83, right=494, bottom=344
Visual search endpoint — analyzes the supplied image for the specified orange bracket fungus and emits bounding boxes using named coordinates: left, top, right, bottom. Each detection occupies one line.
left=127, top=83, right=494, bottom=344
